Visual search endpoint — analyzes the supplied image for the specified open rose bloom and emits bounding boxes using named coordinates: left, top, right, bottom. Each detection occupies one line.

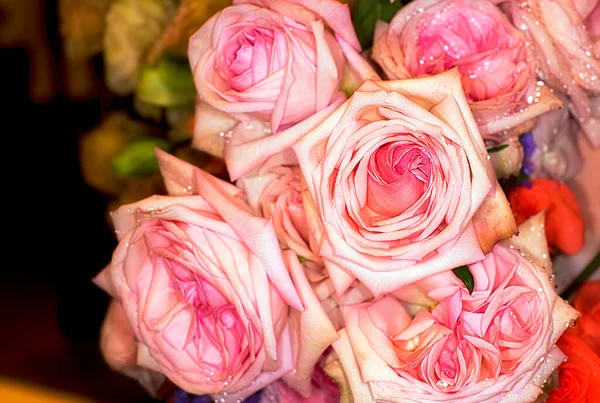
left=94, top=156, right=299, bottom=398
left=336, top=216, right=579, bottom=403
left=188, top=0, right=377, bottom=180
left=294, top=69, right=517, bottom=297
left=372, top=0, right=563, bottom=142
left=237, top=165, right=321, bottom=263
left=500, top=0, right=600, bottom=147
left=95, top=151, right=341, bottom=402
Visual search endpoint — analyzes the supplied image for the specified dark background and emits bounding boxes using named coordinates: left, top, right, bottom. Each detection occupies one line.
left=1, top=0, right=156, bottom=401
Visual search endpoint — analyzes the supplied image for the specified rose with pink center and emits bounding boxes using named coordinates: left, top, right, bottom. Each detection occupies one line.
left=391, top=293, right=502, bottom=393
left=338, top=241, right=579, bottom=402
left=372, top=0, right=562, bottom=141
left=188, top=0, right=376, bottom=180
left=94, top=156, right=304, bottom=399
left=294, top=70, right=516, bottom=297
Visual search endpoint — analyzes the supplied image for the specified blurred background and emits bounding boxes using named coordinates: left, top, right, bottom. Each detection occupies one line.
left=0, top=0, right=227, bottom=401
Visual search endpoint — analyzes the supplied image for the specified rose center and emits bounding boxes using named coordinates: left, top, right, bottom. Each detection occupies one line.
left=436, top=346, right=459, bottom=383
left=366, top=142, right=431, bottom=217
left=220, top=27, right=280, bottom=92
left=168, top=260, right=240, bottom=341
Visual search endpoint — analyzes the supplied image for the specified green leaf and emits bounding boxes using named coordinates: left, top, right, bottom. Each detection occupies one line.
left=452, top=265, right=475, bottom=294
left=487, top=144, right=509, bottom=153
left=352, top=0, right=404, bottom=49
left=137, top=56, right=196, bottom=107
left=112, top=137, right=172, bottom=177
left=298, top=255, right=312, bottom=264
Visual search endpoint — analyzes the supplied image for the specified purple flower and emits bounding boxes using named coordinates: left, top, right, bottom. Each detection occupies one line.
left=519, top=132, right=536, bottom=178
left=520, top=132, right=536, bottom=157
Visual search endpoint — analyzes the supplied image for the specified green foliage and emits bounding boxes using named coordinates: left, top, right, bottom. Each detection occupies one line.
left=137, top=57, right=196, bottom=107
left=112, top=137, right=172, bottom=177
left=487, top=144, right=509, bottom=153
left=452, top=265, right=475, bottom=294
left=352, top=0, right=404, bottom=49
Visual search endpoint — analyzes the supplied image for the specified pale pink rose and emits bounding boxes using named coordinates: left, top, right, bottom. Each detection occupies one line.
left=189, top=0, right=378, bottom=180
left=501, top=0, right=600, bottom=146
left=99, top=150, right=339, bottom=402
left=237, top=167, right=345, bottom=391
left=237, top=166, right=320, bottom=262
left=293, top=70, right=517, bottom=297
left=237, top=163, right=355, bottom=354
left=94, top=150, right=304, bottom=399
left=340, top=241, right=579, bottom=402
left=372, top=0, right=562, bottom=142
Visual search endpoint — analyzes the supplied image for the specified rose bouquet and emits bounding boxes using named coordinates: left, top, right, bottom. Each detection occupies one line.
left=84, top=0, right=600, bottom=402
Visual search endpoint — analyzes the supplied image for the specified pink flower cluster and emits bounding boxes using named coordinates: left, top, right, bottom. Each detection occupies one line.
left=94, top=0, right=589, bottom=402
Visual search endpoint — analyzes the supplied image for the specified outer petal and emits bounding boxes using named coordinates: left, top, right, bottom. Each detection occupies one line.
left=93, top=266, right=117, bottom=298
left=225, top=95, right=345, bottom=181
left=505, top=212, right=551, bottom=273
left=194, top=168, right=303, bottom=311
left=282, top=250, right=339, bottom=397
left=472, top=182, right=518, bottom=253
left=236, top=0, right=361, bottom=51
left=336, top=34, right=381, bottom=82
left=331, top=329, right=376, bottom=403
left=155, top=148, right=241, bottom=197
left=474, top=85, right=563, bottom=140
left=191, top=100, right=237, bottom=158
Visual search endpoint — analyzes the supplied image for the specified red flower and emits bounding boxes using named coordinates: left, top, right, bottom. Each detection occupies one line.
left=548, top=332, right=600, bottom=403
left=572, top=282, right=600, bottom=358
left=508, top=179, right=584, bottom=254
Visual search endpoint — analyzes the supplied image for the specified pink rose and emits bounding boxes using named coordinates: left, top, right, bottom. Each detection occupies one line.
left=94, top=150, right=304, bottom=399
left=237, top=165, right=320, bottom=262
left=338, top=239, right=579, bottom=402
left=237, top=163, right=348, bottom=397
left=502, top=0, right=600, bottom=146
left=97, top=151, right=342, bottom=402
left=189, top=0, right=378, bottom=180
left=237, top=163, right=356, bottom=344
left=293, top=70, right=517, bottom=297
left=372, top=0, right=562, bottom=142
